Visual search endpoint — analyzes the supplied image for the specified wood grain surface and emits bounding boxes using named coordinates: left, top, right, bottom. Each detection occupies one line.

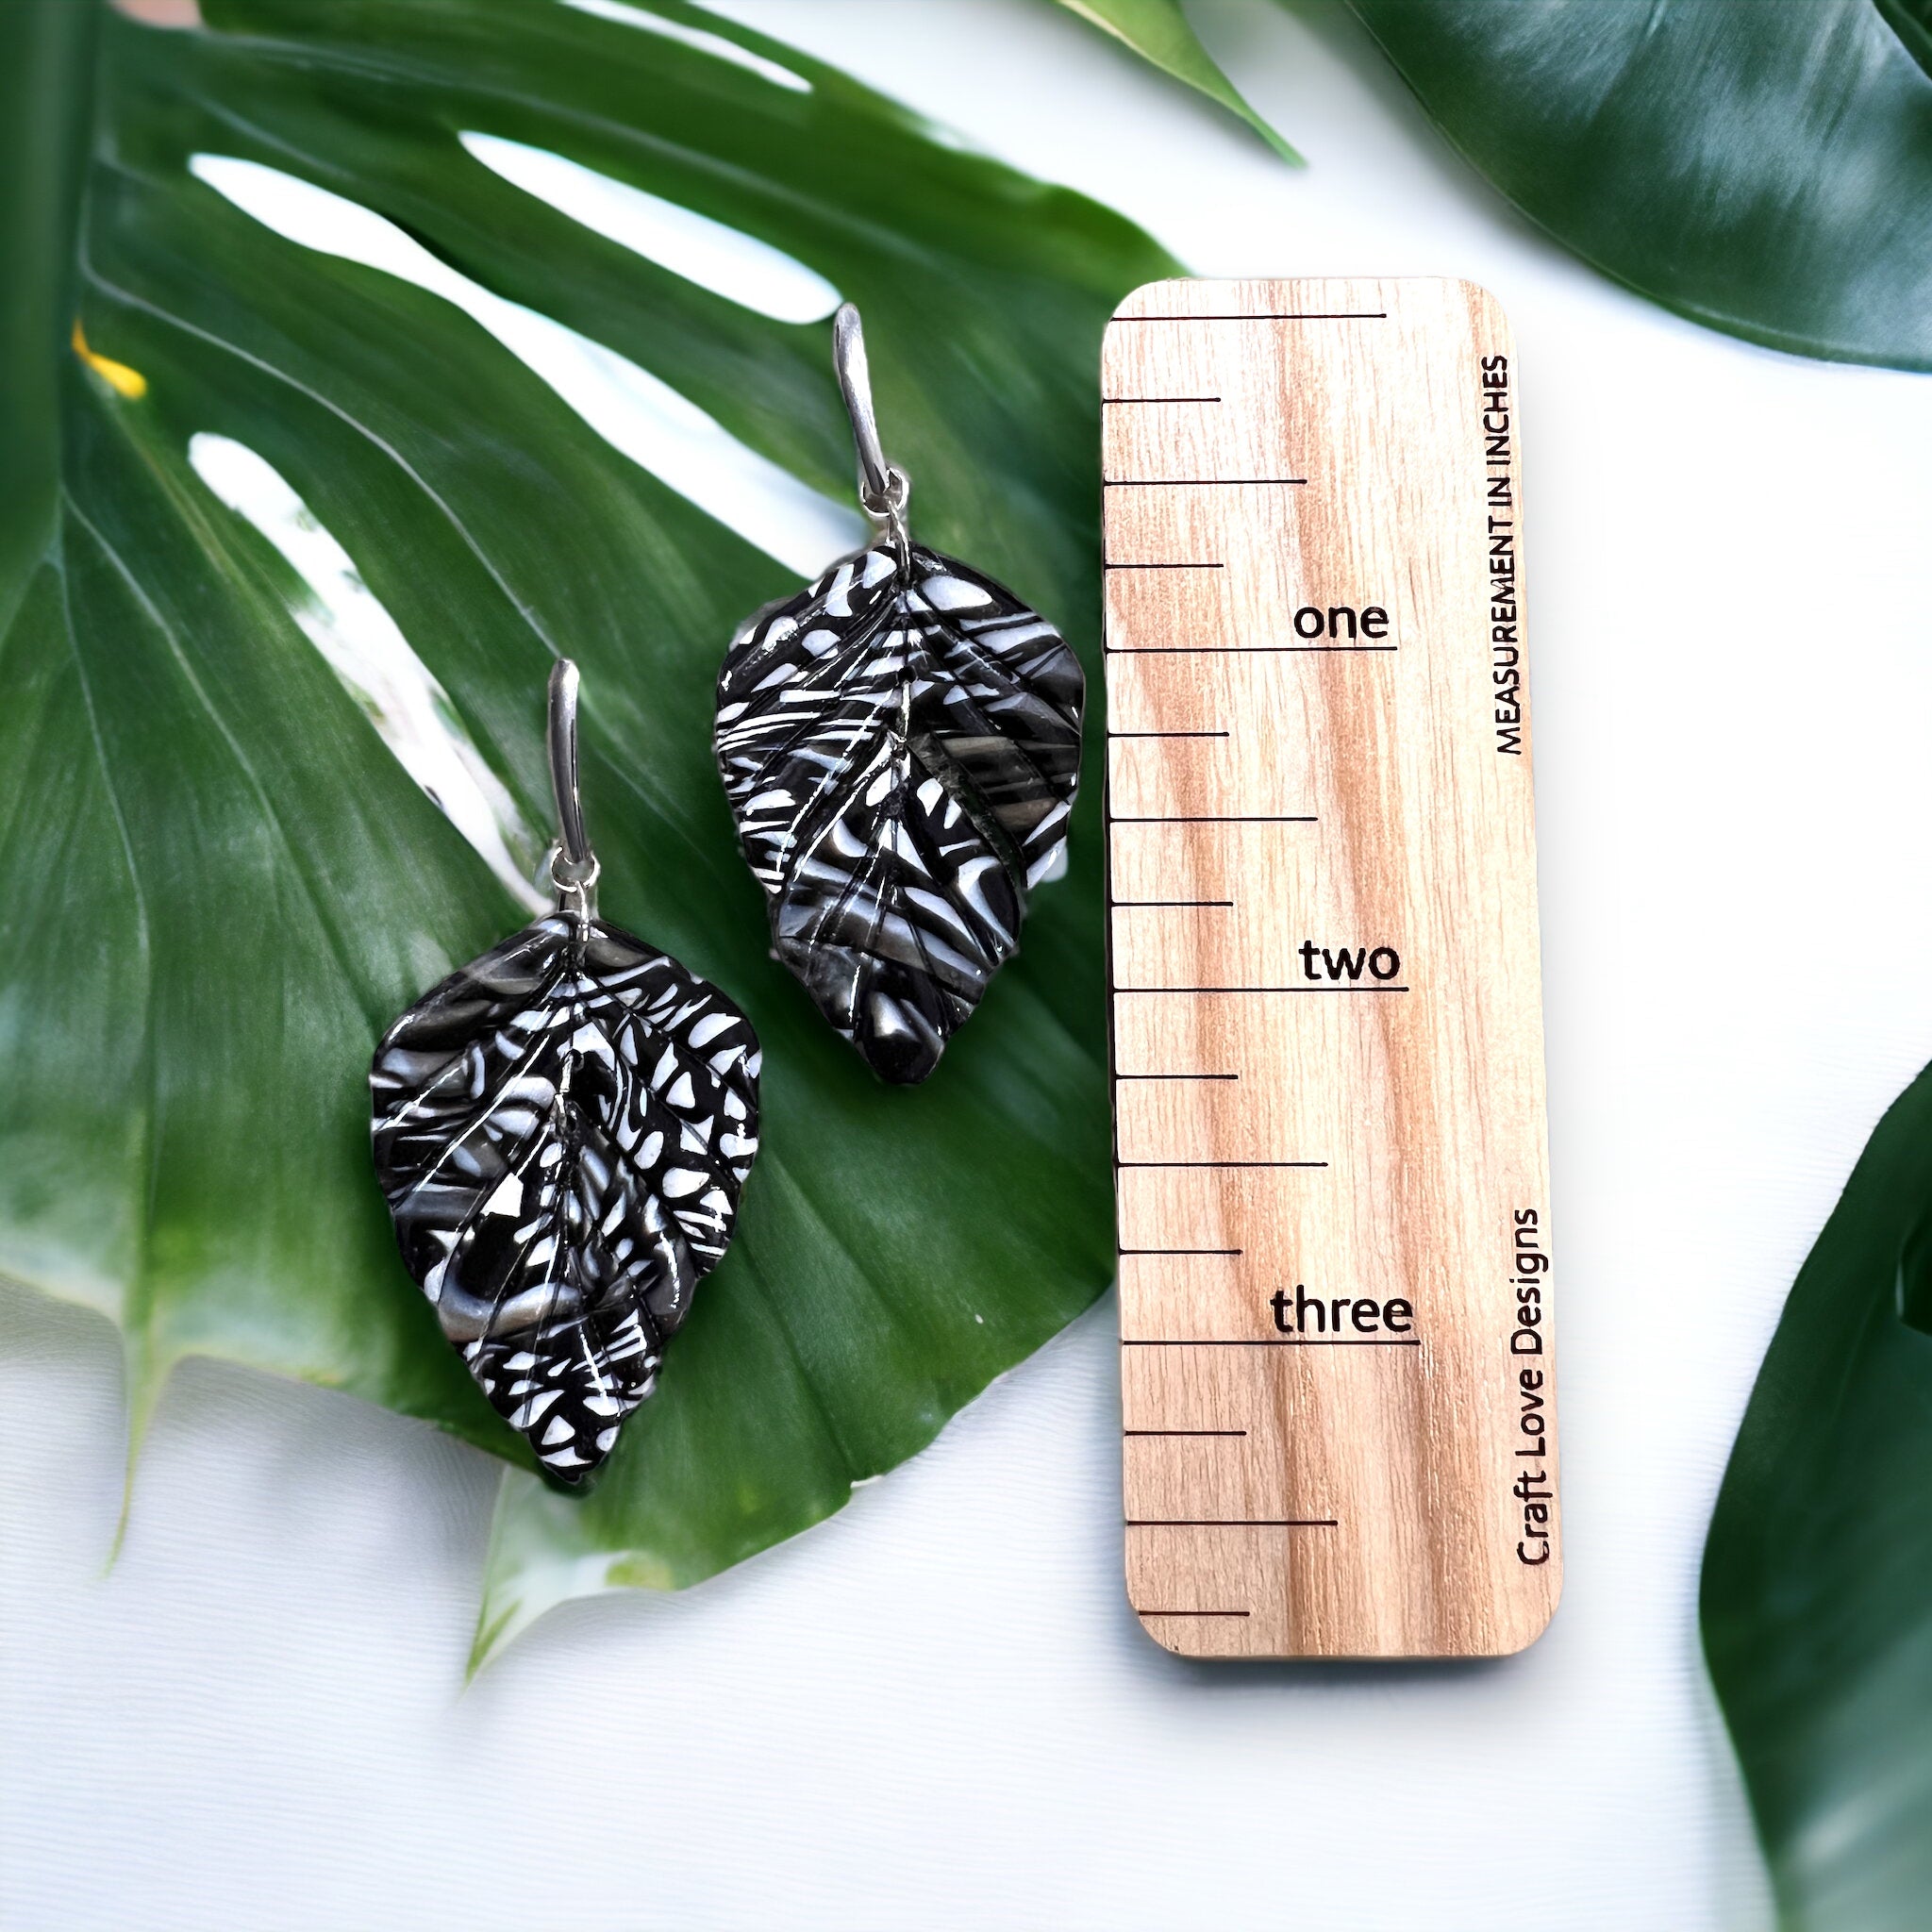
left=1102, top=278, right=1559, bottom=1657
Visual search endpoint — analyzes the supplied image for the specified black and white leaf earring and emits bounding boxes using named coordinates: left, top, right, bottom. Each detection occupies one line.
left=370, top=662, right=761, bottom=1485
left=713, top=304, right=1085, bottom=1086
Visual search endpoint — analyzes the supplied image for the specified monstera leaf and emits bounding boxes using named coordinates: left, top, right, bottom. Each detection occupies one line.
left=1703, top=1063, right=1932, bottom=1929
left=1070, top=0, right=1932, bottom=371
left=1345, top=0, right=1932, bottom=370
left=0, top=0, right=1174, bottom=1662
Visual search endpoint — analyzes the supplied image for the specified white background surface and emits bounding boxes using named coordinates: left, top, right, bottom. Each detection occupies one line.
left=8, top=2, right=1932, bottom=1924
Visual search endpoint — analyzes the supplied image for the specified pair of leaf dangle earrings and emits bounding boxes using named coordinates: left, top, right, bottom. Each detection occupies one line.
left=369, top=304, right=1086, bottom=1483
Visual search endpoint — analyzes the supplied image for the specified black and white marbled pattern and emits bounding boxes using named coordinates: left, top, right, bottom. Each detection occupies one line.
left=370, top=914, right=760, bottom=1483
left=715, top=541, right=1083, bottom=1084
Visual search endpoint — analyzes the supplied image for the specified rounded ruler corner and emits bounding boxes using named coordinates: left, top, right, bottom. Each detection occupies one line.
left=1102, top=276, right=1559, bottom=1660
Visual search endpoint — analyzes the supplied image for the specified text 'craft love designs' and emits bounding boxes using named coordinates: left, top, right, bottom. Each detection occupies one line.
left=371, top=914, right=761, bottom=1483
left=715, top=542, right=1084, bottom=1084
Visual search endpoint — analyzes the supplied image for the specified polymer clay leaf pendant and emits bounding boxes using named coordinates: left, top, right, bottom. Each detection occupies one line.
left=371, top=664, right=759, bottom=1483
left=713, top=306, right=1084, bottom=1084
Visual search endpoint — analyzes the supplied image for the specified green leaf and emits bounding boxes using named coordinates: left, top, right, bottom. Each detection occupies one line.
left=0, top=0, right=1175, bottom=1657
left=1344, top=0, right=1932, bottom=371
left=1702, top=1060, right=1932, bottom=1927
left=1052, top=0, right=1301, bottom=162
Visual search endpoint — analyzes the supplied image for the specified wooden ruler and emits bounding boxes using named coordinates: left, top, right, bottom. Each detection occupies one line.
left=1102, top=278, right=1559, bottom=1658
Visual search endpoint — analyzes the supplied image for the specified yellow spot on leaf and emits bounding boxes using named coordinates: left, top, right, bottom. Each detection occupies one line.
left=72, top=320, right=148, bottom=399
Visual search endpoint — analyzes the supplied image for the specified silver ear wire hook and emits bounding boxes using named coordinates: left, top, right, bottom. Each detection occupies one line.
left=832, top=302, right=910, bottom=530
left=546, top=658, right=600, bottom=923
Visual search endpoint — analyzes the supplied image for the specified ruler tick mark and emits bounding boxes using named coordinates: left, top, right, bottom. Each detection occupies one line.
left=1123, top=1338, right=1423, bottom=1349
left=1124, top=1428, right=1248, bottom=1438
left=1113, top=1071, right=1239, bottom=1081
left=1105, top=477, right=1307, bottom=488
left=1115, top=985, right=1408, bottom=994
left=1102, top=394, right=1222, bottom=404
left=1108, top=729, right=1229, bottom=740
left=1105, top=561, right=1224, bottom=571
left=1118, top=1247, right=1242, bottom=1257
left=1128, top=1518, right=1340, bottom=1528
left=1110, top=815, right=1314, bottom=825
left=1110, top=899, right=1235, bottom=908
left=1116, top=311, right=1386, bottom=322
left=1116, top=1159, right=1325, bottom=1170
left=1106, top=645, right=1397, bottom=656
left=1136, top=1608, right=1253, bottom=1619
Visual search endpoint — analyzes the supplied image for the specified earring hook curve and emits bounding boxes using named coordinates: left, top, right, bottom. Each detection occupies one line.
left=546, top=658, right=600, bottom=917
left=832, top=302, right=909, bottom=525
